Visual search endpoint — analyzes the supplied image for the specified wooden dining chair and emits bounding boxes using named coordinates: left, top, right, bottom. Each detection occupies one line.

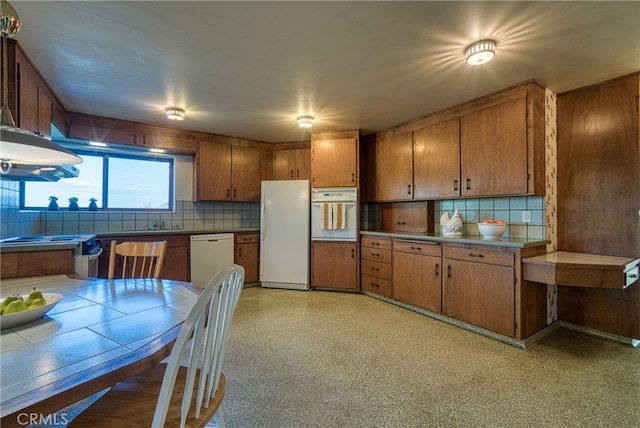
left=70, top=264, right=245, bottom=428
left=108, top=239, right=168, bottom=279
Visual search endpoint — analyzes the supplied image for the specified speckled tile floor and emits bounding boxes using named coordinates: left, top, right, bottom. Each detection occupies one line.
left=220, top=287, right=640, bottom=428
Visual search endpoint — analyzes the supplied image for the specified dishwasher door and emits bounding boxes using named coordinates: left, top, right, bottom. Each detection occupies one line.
left=190, top=233, right=235, bottom=288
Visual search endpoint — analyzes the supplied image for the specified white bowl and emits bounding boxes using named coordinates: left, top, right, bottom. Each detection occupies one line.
left=477, top=223, right=507, bottom=238
left=0, top=293, right=63, bottom=329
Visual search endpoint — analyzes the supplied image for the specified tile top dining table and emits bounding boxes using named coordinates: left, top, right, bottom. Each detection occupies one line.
left=0, top=274, right=200, bottom=427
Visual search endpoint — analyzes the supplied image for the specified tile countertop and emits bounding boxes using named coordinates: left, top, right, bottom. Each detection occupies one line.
left=361, top=230, right=550, bottom=249
left=0, top=229, right=260, bottom=253
left=96, top=228, right=259, bottom=238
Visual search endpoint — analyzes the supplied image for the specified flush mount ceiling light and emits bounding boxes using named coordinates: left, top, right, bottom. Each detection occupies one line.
left=165, top=107, right=185, bottom=121
left=0, top=0, right=81, bottom=174
left=297, top=115, right=314, bottom=128
left=465, top=39, right=496, bottom=65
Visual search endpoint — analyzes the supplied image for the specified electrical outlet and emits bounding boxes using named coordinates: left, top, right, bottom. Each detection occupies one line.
left=522, top=211, right=531, bottom=223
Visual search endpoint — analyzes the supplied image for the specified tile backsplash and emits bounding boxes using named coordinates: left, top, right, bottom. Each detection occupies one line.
left=3, top=179, right=544, bottom=241
left=1, top=181, right=259, bottom=238
left=362, top=195, right=546, bottom=240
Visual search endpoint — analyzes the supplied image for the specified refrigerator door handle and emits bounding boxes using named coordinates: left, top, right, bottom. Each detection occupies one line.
left=260, top=201, right=266, bottom=242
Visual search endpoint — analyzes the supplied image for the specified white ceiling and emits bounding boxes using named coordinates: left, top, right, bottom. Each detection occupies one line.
left=8, top=1, right=640, bottom=143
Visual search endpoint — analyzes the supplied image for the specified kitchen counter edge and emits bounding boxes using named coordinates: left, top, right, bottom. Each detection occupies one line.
left=361, top=230, right=550, bottom=248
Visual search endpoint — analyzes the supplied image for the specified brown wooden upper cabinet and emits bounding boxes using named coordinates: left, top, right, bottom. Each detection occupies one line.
left=67, top=112, right=197, bottom=154
left=195, top=141, right=261, bottom=202
left=311, top=137, right=358, bottom=187
left=16, top=48, right=54, bottom=139
left=377, top=132, right=413, bottom=201
left=367, top=82, right=545, bottom=202
left=273, top=148, right=310, bottom=180
left=413, top=118, right=461, bottom=199
left=460, top=98, right=527, bottom=197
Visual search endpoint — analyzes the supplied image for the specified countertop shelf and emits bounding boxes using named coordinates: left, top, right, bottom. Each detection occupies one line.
left=522, top=251, right=640, bottom=289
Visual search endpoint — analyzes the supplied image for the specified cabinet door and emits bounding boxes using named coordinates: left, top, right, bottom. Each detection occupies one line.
left=392, top=251, right=442, bottom=313
left=37, top=87, right=52, bottom=139
left=311, top=138, right=357, bottom=187
left=295, top=149, right=311, bottom=180
left=377, top=133, right=413, bottom=201
left=235, top=233, right=259, bottom=283
left=460, top=98, right=528, bottom=197
left=17, top=60, right=39, bottom=134
left=312, top=242, right=357, bottom=289
left=195, top=142, right=232, bottom=201
left=231, top=146, right=261, bottom=201
left=413, top=118, right=460, bottom=199
left=274, top=150, right=296, bottom=180
left=443, top=259, right=515, bottom=337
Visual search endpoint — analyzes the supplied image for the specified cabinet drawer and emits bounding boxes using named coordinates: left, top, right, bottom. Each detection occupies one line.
left=361, top=236, right=392, bottom=250
left=361, top=248, right=391, bottom=264
left=444, top=245, right=514, bottom=267
left=235, top=233, right=259, bottom=244
left=393, top=240, right=441, bottom=257
left=361, top=259, right=391, bottom=280
left=361, top=274, right=392, bottom=298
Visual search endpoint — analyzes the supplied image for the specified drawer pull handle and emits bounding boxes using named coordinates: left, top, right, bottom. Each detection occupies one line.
left=397, top=221, right=406, bottom=225
left=469, top=253, right=484, bottom=258
left=371, top=252, right=380, bottom=257
left=629, top=273, right=638, bottom=279
left=370, top=282, right=379, bottom=288
left=447, top=265, right=452, bottom=278
left=410, top=246, right=421, bottom=251
left=454, top=179, right=458, bottom=191
left=435, top=263, right=440, bottom=277
left=371, top=267, right=380, bottom=272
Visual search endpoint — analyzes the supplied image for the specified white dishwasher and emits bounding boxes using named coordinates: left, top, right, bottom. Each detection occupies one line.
left=190, top=233, right=235, bottom=288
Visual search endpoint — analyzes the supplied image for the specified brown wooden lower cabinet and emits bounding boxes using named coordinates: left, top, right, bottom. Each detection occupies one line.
left=234, top=233, right=259, bottom=283
left=442, top=242, right=547, bottom=339
left=1, top=249, right=74, bottom=279
left=359, top=235, right=548, bottom=340
left=98, top=234, right=189, bottom=282
left=392, top=239, right=442, bottom=313
left=312, top=241, right=358, bottom=290
left=360, top=236, right=392, bottom=297
left=443, top=251, right=515, bottom=336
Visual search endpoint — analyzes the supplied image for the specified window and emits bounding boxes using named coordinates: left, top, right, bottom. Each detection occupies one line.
left=21, top=150, right=174, bottom=211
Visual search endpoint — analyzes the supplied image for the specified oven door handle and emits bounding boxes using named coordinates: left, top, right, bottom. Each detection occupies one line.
left=88, top=247, right=104, bottom=260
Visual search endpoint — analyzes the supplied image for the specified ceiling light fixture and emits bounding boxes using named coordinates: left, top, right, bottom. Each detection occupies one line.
left=0, top=0, right=81, bottom=175
left=165, top=107, right=185, bottom=121
left=465, top=39, right=496, bottom=65
left=297, top=115, right=314, bottom=128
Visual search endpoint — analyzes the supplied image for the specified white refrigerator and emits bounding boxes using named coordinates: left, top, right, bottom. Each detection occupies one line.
left=260, top=179, right=310, bottom=290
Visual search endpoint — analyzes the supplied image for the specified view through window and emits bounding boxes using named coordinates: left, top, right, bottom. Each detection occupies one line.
left=21, top=152, right=174, bottom=210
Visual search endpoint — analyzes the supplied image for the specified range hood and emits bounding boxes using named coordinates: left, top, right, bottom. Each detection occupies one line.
left=0, top=163, right=80, bottom=181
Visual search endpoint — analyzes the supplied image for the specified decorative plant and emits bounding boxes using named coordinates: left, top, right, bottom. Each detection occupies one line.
left=49, top=196, right=58, bottom=202
left=69, top=197, right=78, bottom=203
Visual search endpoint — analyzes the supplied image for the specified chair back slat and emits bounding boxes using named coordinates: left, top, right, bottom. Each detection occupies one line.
left=108, top=240, right=168, bottom=279
left=152, top=264, right=244, bottom=427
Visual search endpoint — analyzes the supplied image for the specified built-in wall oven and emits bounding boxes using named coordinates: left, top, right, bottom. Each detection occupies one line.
left=311, top=187, right=357, bottom=241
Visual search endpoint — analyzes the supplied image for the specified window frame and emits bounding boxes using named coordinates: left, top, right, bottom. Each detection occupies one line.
left=20, top=148, right=176, bottom=211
